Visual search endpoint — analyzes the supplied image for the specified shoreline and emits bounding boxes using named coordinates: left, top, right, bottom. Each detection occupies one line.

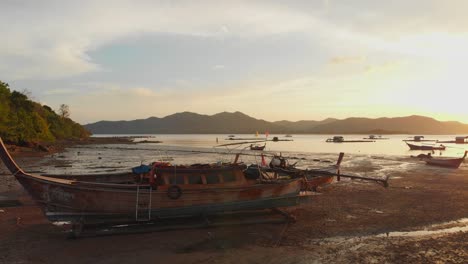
left=4, top=136, right=135, bottom=157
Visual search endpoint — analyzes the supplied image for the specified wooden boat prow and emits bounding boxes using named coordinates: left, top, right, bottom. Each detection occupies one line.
left=0, top=138, right=302, bottom=225
left=424, top=151, right=467, bottom=169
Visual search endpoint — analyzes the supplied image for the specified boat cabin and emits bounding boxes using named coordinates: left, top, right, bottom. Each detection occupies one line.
left=148, top=163, right=250, bottom=188
left=455, top=136, right=468, bottom=144
left=330, top=136, right=344, bottom=142
left=413, top=136, right=424, bottom=142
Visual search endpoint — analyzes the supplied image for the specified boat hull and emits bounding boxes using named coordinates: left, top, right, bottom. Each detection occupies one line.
left=302, top=175, right=334, bottom=191
left=14, top=173, right=301, bottom=222
left=406, top=142, right=445, bottom=151
left=425, top=159, right=464, bottom=168
left=423, top=151, right=467, bottom=168
left=0, top=137, right=302, bottom=224
left=46, top=195, right=300, bottom=222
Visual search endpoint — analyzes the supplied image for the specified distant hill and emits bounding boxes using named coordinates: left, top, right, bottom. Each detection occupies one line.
left=273, top=118, right=338, bottom=133
left=85, top=111, right=286, bottom=134
left=309, top=116, right=468, bottom=134
left=84, top=112, right=468, bottom=135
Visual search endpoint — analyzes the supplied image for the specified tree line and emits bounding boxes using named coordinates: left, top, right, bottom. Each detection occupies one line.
left=0, top=81, right=90, bottom=145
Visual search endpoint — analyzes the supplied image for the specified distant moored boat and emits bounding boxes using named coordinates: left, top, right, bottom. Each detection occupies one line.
left=406, top=142, right=446, bottom=151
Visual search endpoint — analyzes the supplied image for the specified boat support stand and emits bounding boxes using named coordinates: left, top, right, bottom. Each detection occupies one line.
left=68, top=208, right=296, bottom=238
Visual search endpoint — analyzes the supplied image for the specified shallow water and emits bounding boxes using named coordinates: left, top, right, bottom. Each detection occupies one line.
left=377, top=218, right=468, bottom=237
left=95, top=134, right=468, bottom=156
left=20, top=134, right=466, bottom=177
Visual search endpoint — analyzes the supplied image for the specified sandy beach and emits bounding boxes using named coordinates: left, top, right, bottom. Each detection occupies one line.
left=0, top=140, right=467, bottom=264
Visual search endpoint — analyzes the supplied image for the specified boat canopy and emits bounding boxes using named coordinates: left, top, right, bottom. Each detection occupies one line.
left=333, top=136, right=344, bottom=142
left=455, top=136, right=468, bottom=143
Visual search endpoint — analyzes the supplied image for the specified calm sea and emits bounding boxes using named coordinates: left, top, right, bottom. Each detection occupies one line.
left=94, top=134, right=468, bottom=156
left=33, top=134, right=467, bottom=176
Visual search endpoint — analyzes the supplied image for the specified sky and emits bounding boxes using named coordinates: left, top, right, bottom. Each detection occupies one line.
left=1, top=0, right=468, bottom=124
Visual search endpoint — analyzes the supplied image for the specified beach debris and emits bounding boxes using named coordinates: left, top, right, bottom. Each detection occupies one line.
left=16, top=217, right=22, bottom=225
left=37, top=144, right=50, bottom=152
left=207, top=231, right=214, bottom=240
left=55, top=164, right=72, bottom=168
left=135, top=140, right=162, bottom=144
left=274, top=222, right=290, bottom=247
left=52, top=221, right=71, bottom=226
left=0, top=209, right=5, bottom=213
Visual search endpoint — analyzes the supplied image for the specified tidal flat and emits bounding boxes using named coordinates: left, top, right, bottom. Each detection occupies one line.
left=0, top=138, right=467, bottom=263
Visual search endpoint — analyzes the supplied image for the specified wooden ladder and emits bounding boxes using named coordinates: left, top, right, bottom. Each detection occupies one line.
left=135, top=185, right=152, bottom=221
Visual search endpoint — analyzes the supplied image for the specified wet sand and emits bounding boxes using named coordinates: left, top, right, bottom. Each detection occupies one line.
left=0, top=142, right=467, bottom=263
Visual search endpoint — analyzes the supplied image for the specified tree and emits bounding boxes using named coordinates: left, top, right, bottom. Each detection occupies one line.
left=0, top=80, right=89, bottom=143
left=58, top=104, right=70, bottom=118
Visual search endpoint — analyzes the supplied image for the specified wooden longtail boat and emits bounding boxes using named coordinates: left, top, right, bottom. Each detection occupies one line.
left=406, top=142, right=446, bottom=151
left=424, top=151, right=467, bottom=169
left=0, top=138, right=302, bottom=225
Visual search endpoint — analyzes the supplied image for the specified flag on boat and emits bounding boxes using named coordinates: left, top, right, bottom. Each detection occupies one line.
left=265, top=131, right=269, bottom=138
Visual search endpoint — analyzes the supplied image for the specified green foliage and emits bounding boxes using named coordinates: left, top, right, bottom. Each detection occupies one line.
left=0, top=80, right=90, bottom=144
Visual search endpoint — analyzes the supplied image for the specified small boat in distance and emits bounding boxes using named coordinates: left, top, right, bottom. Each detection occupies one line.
left=423, top=151, right=467, bottom=169
left=403, top=136, right=437, bottom=142
left=326, top=136, right=374, bottom=143
left=363, top=135, right=389, bottom=140
left=250, top=143, right=266, bottom=151
left=284, top=134, right=293, bottom=137
left=406, top=142, right=446, bottom=151
left=437, top=136, right=468, bottom=144
left=326, top=136, right=344, bottom=142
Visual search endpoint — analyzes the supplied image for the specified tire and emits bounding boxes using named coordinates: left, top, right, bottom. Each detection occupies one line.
left=167, top=185, right=182, bottom=199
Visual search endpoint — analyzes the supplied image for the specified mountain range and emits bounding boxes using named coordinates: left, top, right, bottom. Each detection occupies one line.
left=84, top=111, right=468, bottom=135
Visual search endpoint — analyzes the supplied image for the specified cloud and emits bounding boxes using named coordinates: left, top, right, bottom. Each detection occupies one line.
left=0, top=1, right=319, bottom=80
left=43, top=88, right=78, bottom=95
left=131, top=87, right=159, bottom=97
left=212, top=65, right=226, bottom=70
left=4, top=1, right=467, bottom=80
left=329, top=56, right=366, bottom=64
